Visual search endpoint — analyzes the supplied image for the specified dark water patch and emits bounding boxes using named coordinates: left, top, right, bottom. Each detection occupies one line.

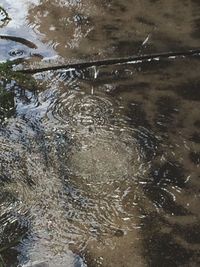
left=113, top=229, right=124, bottom=237
left=191, top=17, right=200, bottom=39
left=150, top=161, right=186, bottom=188
left=189, top=132, right=200, bottom=144
left=144, top=232, right=195, bottom=266
left=136, top=16, right=155, bottom=27
left=175, top=80, right=200, bottom=101
left=113, top=40, right=142, bottom=56
left=135, top=127, right=159, bottom=161
left=102, top=24, right=119, bottom=33
left=126, top=102, right=150, bottom=128
left=0, top=174, right=11, bottom=184
left=0, top=207, right=30, bottom=267
left=149, top=0, right=160, bottom=3
left=111, top=82, right=150, bottom=96
left=154, top=96, right=179, bottom=131
left=1, top=248, right=20, bottom=267
left=109, top=1, right=127, bottom=13
left=144, top=184, right=190, bottom=216
left=0, top=213, right=29, bottom=251
left=141, top=213, right=197, bottom=267
left=189, top=151, right=200, bottom=165
left=175, top=223, right=200, bottom=244
left=135, top=59, right=172, bottom=75
left=191, top=0, right=200, bottom=5
left=153, top=31, right=195, bottom=52
left=194, top=120, right=200, bottom=128
left=142, top=159, right=191, bottom=217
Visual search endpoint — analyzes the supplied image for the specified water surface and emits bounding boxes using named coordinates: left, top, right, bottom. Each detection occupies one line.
left=0, top=1, right=200, bottom=267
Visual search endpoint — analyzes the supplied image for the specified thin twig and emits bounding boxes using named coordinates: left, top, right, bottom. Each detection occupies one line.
left=17, top=49, right=200, bottom=74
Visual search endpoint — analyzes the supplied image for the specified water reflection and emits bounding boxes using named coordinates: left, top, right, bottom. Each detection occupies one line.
left=0, top=6, right=10, bottom=28
left=0, top=87, right=15, bottom=124
left=0, top=0, right=200, bottom=64
left=0, top=0, right=200, bottom=266
left=0, top=56, right=199, bottom=266
left=0, top=0, right=54, bottom=62
left=27, top=0, right=200, bottom=60
left=49, top=91, right=115, bottom=127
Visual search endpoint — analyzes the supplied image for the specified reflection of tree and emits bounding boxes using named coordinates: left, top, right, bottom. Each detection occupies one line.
left=0, top=85, right=15, bottom=124
left=0, top=6, right=11, bottom=28
left=0, top=62, right=37, bottom=124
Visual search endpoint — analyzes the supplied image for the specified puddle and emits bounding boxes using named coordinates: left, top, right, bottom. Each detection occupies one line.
left=0, top=1, right=200, bottom=267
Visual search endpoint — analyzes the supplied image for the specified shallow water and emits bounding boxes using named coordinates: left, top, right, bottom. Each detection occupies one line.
left=0, top=1, right=200, bottom=267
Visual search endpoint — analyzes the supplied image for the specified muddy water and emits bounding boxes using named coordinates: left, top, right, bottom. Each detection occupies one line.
left=1, top=0, right=200, bottom=63
left=0, top=1, right=200, bottom=267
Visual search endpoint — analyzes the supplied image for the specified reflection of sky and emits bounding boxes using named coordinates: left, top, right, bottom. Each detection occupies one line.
left=0, top=0, right=96, bottom=63
left=0, top=0, right=56, bottom=62
left=1, top=0, right=39, bottom=28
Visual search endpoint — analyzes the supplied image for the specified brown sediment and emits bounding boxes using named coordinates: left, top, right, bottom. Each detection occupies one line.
left=84, top=230, right=146, bottom=267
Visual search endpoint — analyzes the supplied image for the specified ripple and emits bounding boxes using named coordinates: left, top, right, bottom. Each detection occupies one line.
left=68, top=128, right=145, bottom=182
left=57, top=125, right=150, bottom=237
left=9, top=49, right=25, bottom=57
left=0, top=123, right=146, bottom=266
left=42, top=88, right=150, bottom=237
left=0, top=126, right=86, bottom=237
left=47, top=90, right=115, bottom=128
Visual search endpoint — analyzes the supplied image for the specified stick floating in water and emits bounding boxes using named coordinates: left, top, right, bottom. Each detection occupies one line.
left=0, top=35, right=37, bottom=49
left=17, top=49, right=200, bottom=74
